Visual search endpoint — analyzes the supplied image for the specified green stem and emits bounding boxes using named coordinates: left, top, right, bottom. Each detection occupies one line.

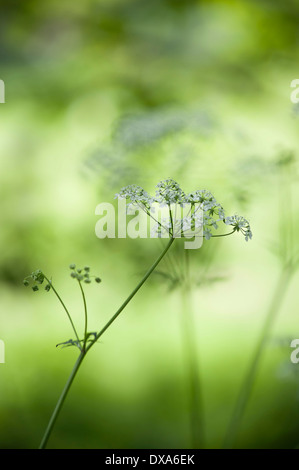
left=78, top=280, right=88, bottom=350
left=223, top=266, right=293, bottom=448
left=211, top=230, right=235, bottom=238
left=39, top=350, right=85, bottom=449
left=44, top=275, right=81, bottom=348
left=39, top=237, right=175, bottom=448
left=86, top=237, right=175, bottom=351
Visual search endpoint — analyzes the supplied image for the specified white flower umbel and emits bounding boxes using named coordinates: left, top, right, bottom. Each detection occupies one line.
left=116, top=178, right=252, bottom=244
left=224, top=214, right=253, bottom=241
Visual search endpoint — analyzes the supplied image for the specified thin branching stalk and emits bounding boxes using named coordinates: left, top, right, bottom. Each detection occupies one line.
left=211, top=230, right=235, bottom=238
left=39, top=237, right=175, bottom=448
left=78, top=280, right=88, bottom=350
left=87, top=237, right=175, bottom=350
left=44, top=275, right=81, bottom=348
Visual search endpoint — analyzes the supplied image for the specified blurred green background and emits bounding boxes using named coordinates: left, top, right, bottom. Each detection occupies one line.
left=1, top=0, right=299, bottom=449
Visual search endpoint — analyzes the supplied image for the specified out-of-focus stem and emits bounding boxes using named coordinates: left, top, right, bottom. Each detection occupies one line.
left=181, top=250, right=205, bottom=449
left=223, top=266, right=293, bottom=448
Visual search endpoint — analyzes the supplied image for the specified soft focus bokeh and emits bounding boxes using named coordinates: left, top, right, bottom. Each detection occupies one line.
left=1, top=0, right=299, bottom=449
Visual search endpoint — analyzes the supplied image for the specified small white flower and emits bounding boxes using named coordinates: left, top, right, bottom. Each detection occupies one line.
left=203, top=229, right=212, bottom=240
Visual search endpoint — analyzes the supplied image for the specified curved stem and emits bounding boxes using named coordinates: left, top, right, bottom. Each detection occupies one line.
left=39, top=350, right=85, bottom=449
left=78, top=280, right=88, bottom=350
left=211, top=230, right=235, bottom=238
left=86, top=237, right=175, bottom=351
left=223, top=266, right=293, bottom=448
left=44, top=275, right=81, bottom=348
